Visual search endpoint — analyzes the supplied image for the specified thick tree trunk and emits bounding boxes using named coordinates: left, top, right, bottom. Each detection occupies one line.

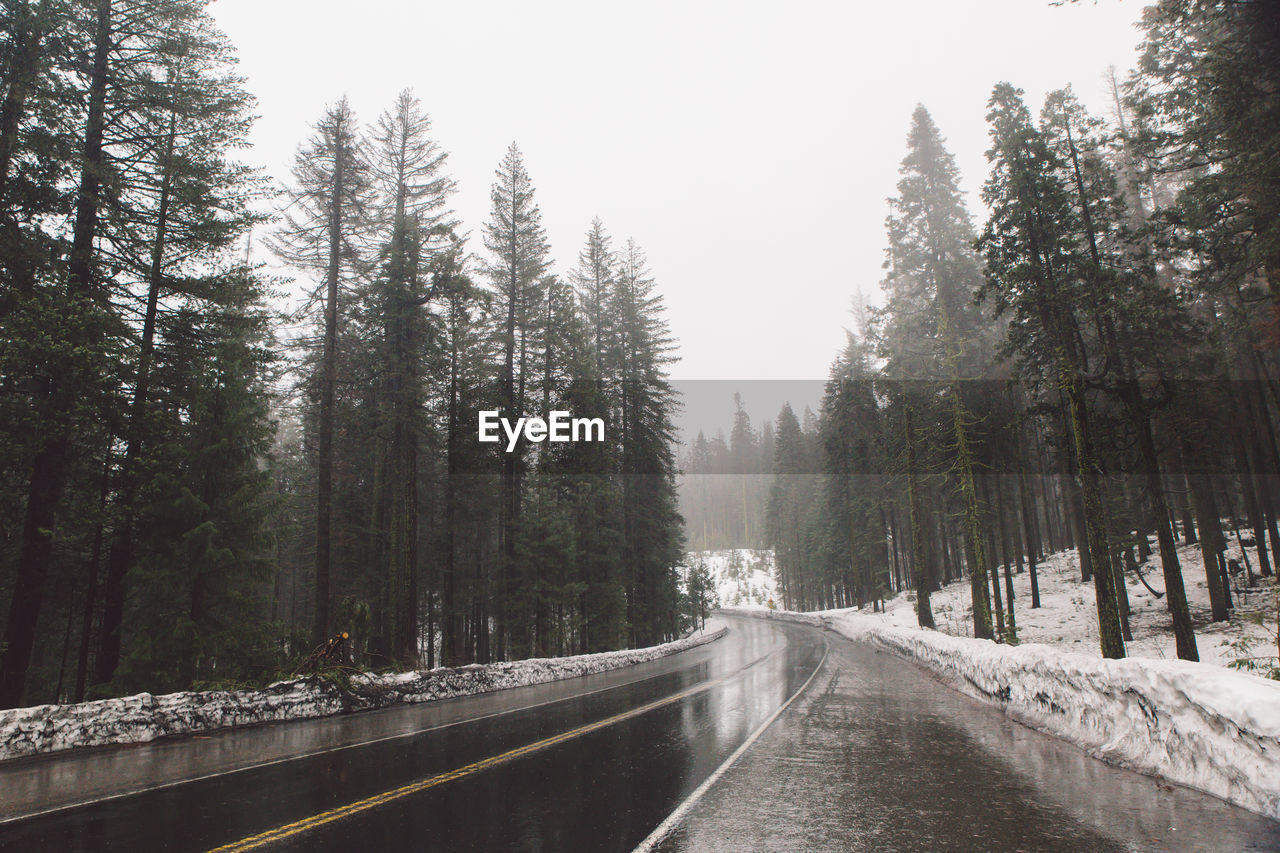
left=312, top=135, right=345, bottom=649
left=1017, top=448, right=1042, bottom=608
left=1132, top=416, right=1198, bottom=659
left=1067, top=479, right=1092, bottom=581
left=74, top=455, right=112, bottom=701
left=1185, top=460, right=1230, bottom=623
left=904, top=407, right=934, bottom=629
left=1053, top=311, right=1125, bottom=658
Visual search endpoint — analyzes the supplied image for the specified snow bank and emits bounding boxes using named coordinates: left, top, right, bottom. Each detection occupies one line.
left=0, top=625, right=726, bottom=762
left=727, top=608, right=1280, bottom=820
left=845, top=540, right=1279, bottom=669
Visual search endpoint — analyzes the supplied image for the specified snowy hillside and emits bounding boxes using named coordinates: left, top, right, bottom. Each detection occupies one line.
left=812, top=531, right=1280, bottom=672
left=684, top=549, right=778, bottom=608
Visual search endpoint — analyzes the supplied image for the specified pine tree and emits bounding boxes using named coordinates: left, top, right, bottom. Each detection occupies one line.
left=94, top=5, right=267, bottom=688
left=878, top=105, right=999, bottom=639
left=436, top=254, right=496, bottom=665
left=570, top=218, right=615, bottom=376
left=611, top=238, right=684, bottom=645
left=365, top=90, right=455, bottom=667
left=768, top=404, right=807, bottom=607
left=481, top=143, right=550, bottom=659
left=821, top=331, right=891, bottom=610
left=567, top=221, right=626, bottom=651
left=0, top=0, right=117, bottom=710
left=273, top=98, right=372, bottom=648
left=685, top=554, right=714, bottom=630
left=113, top=273, right=278, bottom=692
left=1040, top=87, right=1199, bottom=660
left=0, top=0, right=79, bottom=317
left=1131, top=0, right=1280, bottom=322
left=977, top=83, right=1125, bottom=658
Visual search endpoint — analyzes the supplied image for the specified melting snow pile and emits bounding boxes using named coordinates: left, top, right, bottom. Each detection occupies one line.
left=734, top=607, right=1280, bottom=820
left=0, top=623, right=726, bottom=762
left=685, top=549, right=778, bottom=608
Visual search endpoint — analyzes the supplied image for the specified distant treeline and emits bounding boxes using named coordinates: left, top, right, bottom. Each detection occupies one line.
left=678, top=393, right=779, bottom=551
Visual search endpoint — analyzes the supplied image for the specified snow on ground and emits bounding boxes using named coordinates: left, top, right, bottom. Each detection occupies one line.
left=0, top=621, right=727, bottom=762
left=684, top=549, right=778, bottom=609
left=837, top=531, right=1279, bottom=672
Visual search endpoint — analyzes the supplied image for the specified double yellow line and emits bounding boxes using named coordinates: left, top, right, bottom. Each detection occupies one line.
left=206, top=659, right=765, bottom=852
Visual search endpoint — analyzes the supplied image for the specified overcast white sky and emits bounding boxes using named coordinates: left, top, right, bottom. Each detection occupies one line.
left=210, top=0, right=1146, bottom=381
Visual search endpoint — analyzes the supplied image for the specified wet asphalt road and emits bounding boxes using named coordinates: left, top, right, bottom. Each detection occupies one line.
left=656, top=628, right=1280, bottom=852
left=0, top=615, right=1277, bottom=851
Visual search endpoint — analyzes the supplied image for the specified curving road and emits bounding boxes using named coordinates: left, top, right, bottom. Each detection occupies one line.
left=0, top=615, right=1276, bottom=851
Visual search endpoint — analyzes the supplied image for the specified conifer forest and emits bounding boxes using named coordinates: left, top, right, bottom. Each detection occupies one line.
left=0, top=0, right=686, bottom=709
left=0, top=0, right=1278, bottom=714
left=7, top=3, right=1280, bottom=851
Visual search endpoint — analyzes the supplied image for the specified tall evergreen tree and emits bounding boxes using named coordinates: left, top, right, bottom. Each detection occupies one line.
left=611, top=239, right=684, bottom=645
left=570, top=218, right=615, bottom=376
left=977, top=83, right=1126, bottom=659
left=94, top=7, right=267, bottom=688
left=273, top=98, right=372, bottom=648
left=1131, top=0, right=1280, bottom=323
left=112, top=274, right=278, bottom=692
left=365, top=90, right=455, bottom=666
left=878, top=105, right=1000, bottom=639
left=1040, top=87, right=1199, bottom=660
left=480, top=143, right=550, bottom=660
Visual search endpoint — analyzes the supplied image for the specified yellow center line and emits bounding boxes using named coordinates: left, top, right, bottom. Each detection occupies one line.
left=206, top=645, right=782, bottom=853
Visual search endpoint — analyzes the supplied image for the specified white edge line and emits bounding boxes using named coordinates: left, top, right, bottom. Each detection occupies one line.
left=0, top=628, right=732, bottom=828
left=631, top=638, right=831, bottom=853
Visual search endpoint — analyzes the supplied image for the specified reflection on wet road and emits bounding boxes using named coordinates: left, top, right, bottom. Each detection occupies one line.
left=656, top=628, right=1280, bottom=852
left=0, top=617, right=822, bottom=851
left=0, top=615, right=1277, bottom=851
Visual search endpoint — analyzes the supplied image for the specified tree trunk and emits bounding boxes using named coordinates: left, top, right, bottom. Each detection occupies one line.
left=1017, top=445, right=1042, bottom=609
left=994, top=477, right=1017, bottom=641
left=443, top=296, right=464, bottom=664
left=904, top=407, right=934, bottom=629
left=74, top=454, right=112, bottom=701
left=1052, top=308, right=1125, bottom=658
left=313, top=128, right=346, bottom=648
left=1131, top=411, right=1198, bottom=659
left=1184, top=453, right=1229, bottom=623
